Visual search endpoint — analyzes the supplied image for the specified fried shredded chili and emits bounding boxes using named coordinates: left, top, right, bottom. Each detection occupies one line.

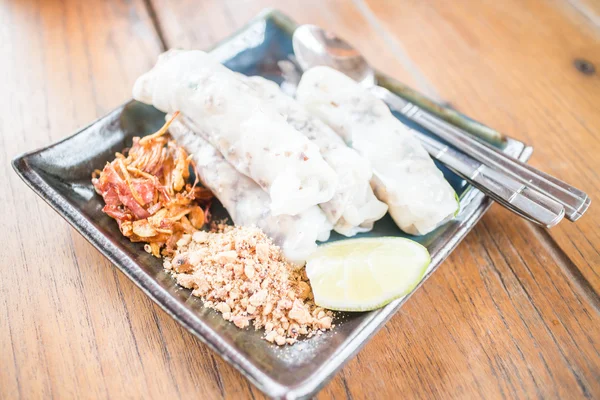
left=92, top=112, right=213, bottom=257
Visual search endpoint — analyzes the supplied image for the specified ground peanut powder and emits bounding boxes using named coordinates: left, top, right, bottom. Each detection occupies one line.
left=164, top=224, right=334, bottom=345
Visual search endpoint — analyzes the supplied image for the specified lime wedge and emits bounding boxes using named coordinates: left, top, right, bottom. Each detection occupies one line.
left=306, top=237, right=430, bottom=312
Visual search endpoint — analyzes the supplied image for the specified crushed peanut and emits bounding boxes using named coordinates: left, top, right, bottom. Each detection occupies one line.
left=164, top=224, right=334, bottom=345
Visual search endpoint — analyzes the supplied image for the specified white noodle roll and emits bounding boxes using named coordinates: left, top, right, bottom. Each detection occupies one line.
left=296, top=66, right=458, bottom=235
left=242, top=75, right=388, bottom=237
left=168, top=118, right=331, bottom=264
left=133, top=49, right=338, bottom=216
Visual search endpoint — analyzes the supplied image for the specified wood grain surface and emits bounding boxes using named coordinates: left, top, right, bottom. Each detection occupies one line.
left=2, top=0, right=599, bottom=399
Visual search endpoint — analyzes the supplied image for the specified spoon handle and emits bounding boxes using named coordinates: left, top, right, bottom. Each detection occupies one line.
left=371, top=86, right=590, bottom=223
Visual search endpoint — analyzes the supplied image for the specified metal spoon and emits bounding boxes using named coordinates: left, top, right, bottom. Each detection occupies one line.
left=292, top=24, right=590, bottom=227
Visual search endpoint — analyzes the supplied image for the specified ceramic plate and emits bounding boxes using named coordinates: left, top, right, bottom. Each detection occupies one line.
left=12, top=9, right=532, bottom=400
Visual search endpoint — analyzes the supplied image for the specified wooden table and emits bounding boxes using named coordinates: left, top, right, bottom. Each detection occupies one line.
left=2, top=0, right=599, bottom=398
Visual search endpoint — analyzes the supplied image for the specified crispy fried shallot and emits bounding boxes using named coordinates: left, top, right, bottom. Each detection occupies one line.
left=92, top=112, right=213, bottom=257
